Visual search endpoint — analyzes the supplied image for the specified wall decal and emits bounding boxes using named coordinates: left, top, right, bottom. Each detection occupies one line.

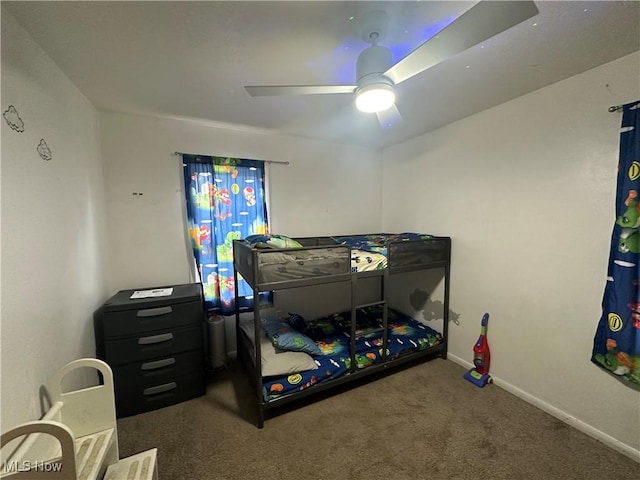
left=410, top=288, right=460, bottom=325
left=3, top=105, right=24, bottom=132
left=37, top=139, right=52, bottom=161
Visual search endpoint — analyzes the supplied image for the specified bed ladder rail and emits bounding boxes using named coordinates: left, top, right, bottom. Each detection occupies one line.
left=354, top=300, right=386, bottom=309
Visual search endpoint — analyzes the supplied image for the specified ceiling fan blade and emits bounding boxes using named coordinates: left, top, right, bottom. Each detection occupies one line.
left=376, top=104, right=403, bottom=130
left=384, top=0, right=539, bottom=85
left=245, top=85, right=356, bottom=97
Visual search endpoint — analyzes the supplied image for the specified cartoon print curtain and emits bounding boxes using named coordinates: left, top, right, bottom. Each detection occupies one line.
left=183, top=154, right=269, bottom=314
left=592, top=100, right=640, bottom=385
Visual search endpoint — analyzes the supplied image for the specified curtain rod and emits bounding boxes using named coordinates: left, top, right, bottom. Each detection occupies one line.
left=609, top=105, right=623, bottom=113
left=173, top=151, right=289, bottom=165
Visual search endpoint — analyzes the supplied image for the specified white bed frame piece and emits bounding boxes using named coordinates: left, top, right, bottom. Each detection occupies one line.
left=0, top=358, right=158, bottom=480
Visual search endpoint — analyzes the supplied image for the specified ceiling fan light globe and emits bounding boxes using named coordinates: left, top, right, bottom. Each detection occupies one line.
left=355, top=84, right=395, bottom=113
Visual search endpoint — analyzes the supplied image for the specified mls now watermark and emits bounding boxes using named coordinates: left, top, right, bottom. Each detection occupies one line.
left=3, top=460, right=63, bottom=473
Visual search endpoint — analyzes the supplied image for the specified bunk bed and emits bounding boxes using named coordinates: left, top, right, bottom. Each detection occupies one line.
left=233, top=233, right=451, bottom=428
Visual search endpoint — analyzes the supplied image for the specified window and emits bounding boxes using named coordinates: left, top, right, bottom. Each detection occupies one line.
left=183, top=155, right=269, bottom=314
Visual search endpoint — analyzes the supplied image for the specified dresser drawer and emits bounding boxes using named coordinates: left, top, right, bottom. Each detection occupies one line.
left=101, top=299, right=203, bottom=338
left=114, top=371, right=205, bottom=418
left=103, top=324, right=203, bottom=365
left=113, top=349, right=204, bottom=387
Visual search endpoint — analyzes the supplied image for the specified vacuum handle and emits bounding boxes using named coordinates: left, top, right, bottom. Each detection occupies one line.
left=481, top=313, right=489, bottom=327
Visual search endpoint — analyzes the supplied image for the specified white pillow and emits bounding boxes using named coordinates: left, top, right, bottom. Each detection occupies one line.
left=240, top=319, right=318, bottom=377
left=259, top=334, right=318, bottom=377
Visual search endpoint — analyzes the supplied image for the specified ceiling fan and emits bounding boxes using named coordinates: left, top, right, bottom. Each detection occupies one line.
left=245, top=1, right=539, bottom=125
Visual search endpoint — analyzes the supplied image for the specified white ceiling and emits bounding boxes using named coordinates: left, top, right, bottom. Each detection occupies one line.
left=4, top=1, right=639, bottom=149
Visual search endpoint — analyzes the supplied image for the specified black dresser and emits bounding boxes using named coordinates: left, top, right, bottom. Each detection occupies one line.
left=94, top=283, right=206, bottom=417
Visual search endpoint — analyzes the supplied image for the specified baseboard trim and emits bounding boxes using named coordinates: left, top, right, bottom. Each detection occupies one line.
left=447, top=353, right=640, bottom=463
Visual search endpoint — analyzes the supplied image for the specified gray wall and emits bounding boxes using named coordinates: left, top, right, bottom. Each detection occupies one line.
left=382, top=52, right=640, bottom=457
left=1, top=9, right=109, bottom=429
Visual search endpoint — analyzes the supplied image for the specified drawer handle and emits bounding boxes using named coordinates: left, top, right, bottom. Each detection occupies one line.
left=141, top=358, right=176, bottom=370
left=137, top=306, right=173, bottom=317
left=143, top=382, right=177, bottom=396
left=138, top=333, right=174, bottom=345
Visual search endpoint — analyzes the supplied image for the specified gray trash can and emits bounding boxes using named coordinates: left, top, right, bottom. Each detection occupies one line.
left=207, top=315, right=227, bottom=370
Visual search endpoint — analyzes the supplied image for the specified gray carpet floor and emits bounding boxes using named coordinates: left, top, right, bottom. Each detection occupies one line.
left=117, top=358, right=638, bottom=479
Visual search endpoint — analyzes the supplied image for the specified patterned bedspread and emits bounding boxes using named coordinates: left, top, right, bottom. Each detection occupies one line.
left=350, top=249, right=387, bottom=272
left=333, top=233, right=433, bottom=256
left=262, top=306, right=441, bottom=401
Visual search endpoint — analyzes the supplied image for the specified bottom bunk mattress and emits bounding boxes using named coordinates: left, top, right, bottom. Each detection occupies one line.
left=240, top=306, right=442, bottom=401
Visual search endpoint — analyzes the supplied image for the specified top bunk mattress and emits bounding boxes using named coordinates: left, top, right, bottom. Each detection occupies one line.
left=254, top=245, right=352, bottom=283
left=333, top=233, right=450, bottom=269
left=235, top=233, right=450, bottom=287
left=332, top=233, right=433, bottom=256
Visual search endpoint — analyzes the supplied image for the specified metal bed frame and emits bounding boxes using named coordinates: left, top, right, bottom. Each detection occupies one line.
left=233, top=234, right=451, bottom=428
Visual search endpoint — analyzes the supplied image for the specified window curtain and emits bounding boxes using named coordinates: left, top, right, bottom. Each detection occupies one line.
left=592, top=100, right=640, bottom=386
left=183, top=154, right=269, bottom=314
